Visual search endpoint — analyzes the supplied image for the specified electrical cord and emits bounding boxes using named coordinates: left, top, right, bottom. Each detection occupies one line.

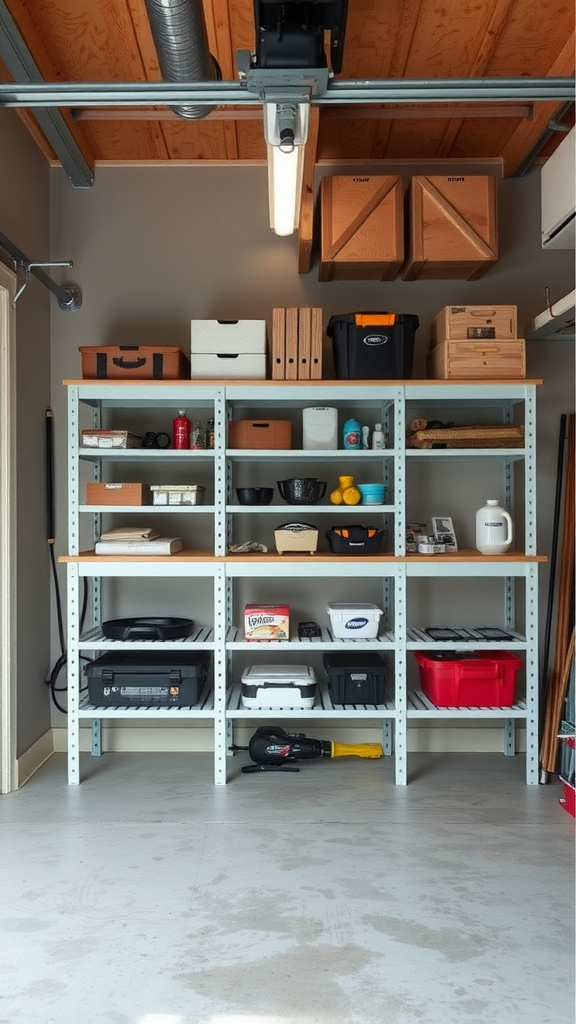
left=46, top=542, right=89, bottom=714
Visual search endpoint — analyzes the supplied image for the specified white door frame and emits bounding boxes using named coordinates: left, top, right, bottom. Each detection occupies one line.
left=0, top=263, right=17, bottom=794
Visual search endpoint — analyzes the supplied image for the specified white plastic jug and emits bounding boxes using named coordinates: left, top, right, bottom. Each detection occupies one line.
left=475, top=499, right=513, bottom=554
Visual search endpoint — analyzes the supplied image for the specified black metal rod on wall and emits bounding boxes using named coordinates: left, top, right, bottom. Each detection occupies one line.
left=0, top=228, right=81, bottom=310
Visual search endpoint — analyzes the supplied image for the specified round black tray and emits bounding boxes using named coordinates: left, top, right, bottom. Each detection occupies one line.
left=101, top=616, right=195, bottom=641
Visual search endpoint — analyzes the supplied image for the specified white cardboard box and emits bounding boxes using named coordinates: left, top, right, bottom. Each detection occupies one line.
left=190, top=319, right=266, bottom=379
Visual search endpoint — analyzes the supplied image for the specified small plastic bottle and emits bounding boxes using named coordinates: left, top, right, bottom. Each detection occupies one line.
left=172, top=410, right=191, bottom=449
left=206, top=418, right=215, bottom=450
left=190, top=420, right=206, bottom=450
left=371, top=423, right=385, bottom=450
left=343, top=417, right=362, bottom=449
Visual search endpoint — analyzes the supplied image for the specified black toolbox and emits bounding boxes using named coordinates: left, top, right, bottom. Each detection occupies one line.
left=323, top=652, right=387, bottom=704
left=327, top=312, right=419, bottom=380
left=84, top=651, right=210, bottom=707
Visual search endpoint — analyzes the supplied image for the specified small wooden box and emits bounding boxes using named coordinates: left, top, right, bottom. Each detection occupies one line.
left=85, top=482, right=147, bottom=505
left=319, top=175, right=403, bottom=281
left=403, top=175, right=498, bottom=281
left=431, top=305, right=517, bottom=347
left=427, top=339, right=526, bottom=380
left=228, top=419, right=292, bottom=449
left=79, top=345, right=190, bottom=380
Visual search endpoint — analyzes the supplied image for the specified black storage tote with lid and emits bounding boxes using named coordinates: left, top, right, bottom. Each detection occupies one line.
left=327, top=311, right=419, bottom=379
left=323, top=652, right=387, bottom=704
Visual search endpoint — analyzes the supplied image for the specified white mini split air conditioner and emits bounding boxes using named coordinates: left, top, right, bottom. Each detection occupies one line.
left=541, top=127, right=575, bottom=250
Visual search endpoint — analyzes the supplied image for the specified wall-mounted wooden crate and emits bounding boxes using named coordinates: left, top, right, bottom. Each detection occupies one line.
left=319, top=175, right=403, bottom=282
left=402, top=175, right=498, bottom=281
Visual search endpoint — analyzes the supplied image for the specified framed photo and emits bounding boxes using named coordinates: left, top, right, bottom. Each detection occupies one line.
left=431, top=516, right=458, bottom=551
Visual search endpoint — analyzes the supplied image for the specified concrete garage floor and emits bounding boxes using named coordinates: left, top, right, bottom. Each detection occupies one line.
left=0, top=751, right=573, bottom=1024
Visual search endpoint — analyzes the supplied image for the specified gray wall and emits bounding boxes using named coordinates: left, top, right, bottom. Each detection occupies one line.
left=50, top=162, right=574, bottom=720
left=0, top=111, right=52, bottom=756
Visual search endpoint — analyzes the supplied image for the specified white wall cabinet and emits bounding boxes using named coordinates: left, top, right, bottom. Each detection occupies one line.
left=63, top=379, right=543, bottom=786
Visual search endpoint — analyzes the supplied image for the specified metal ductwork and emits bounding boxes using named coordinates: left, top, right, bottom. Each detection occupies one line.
left=144, top=0, right=220, bottom=120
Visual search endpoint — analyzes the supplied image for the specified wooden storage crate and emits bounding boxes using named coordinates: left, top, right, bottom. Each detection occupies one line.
left=319, top=175, right=403, bottom=281
left=228, top=419, right=292, bottom=449
left=403, top=175, right=498, bottom=281
left=431, top=305, right=517, bottom=347
left=427, top=339, right=526, bottom=380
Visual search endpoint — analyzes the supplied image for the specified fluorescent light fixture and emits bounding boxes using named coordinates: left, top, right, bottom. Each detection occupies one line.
left=264, top=101, right=309, bottom=236
left=267, top=141, right=305, bottom=236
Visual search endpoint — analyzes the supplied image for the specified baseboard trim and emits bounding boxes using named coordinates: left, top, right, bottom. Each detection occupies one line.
left=17, top=730, right=54, bottom=788
left=51, top=724, right=527, bottom=755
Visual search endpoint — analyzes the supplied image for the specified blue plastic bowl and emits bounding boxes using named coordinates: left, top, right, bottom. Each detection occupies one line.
left=357, top=483, right=387, bottom=504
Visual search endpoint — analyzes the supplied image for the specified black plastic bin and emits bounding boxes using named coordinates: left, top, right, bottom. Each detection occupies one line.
left=323, top=652, right=387, bottom=704
left=84, top=651, right=210, bottom=707
left=327, top=311, right=419, bottom=380
left=326, top=525, right=384, bottom=555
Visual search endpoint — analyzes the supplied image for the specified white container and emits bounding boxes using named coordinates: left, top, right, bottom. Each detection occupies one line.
left=475, top=499, right=513, bottom=554
left=302, top=407, right=338, bottom=450
left=190, top=319, right=266, bottom=379
left=240, top=664, right=317, bottom=709
left=150, top=485, right=205, bottom=506
left=327, top=602, right=383, bottom=639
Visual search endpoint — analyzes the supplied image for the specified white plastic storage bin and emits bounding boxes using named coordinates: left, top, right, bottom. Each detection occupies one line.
left=327, top=603, right=383, bottom=639
left=240, top=664, right=317, bottom=709
left=190, top=319, right=266, bottom=379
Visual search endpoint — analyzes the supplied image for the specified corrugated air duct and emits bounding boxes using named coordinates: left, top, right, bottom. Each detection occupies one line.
left=144, top=0, right=220, bottom=120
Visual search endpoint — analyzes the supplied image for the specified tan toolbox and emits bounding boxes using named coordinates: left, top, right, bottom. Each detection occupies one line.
left=427, top=338, right=526, bottom=380
left=80, top=345, right=190, bottom=380
left=431, top=305, right=517, bottom=347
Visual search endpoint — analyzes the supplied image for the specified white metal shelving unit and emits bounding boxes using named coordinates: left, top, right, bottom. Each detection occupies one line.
left=63, top=378, right=542, bottom=786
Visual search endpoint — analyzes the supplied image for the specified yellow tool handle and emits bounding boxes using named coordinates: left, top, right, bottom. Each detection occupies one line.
left=331, top=741, right=383, bottom=759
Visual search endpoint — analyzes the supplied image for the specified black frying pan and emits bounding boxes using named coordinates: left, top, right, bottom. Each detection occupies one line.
left=101, top=617, right=194, bottom=640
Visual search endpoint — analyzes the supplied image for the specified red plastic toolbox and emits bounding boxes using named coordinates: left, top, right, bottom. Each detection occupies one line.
left=414, top=650, right=522, bottom=707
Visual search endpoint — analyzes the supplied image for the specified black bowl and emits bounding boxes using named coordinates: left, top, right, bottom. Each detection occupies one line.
left=236, top=487, right=274, bottom=505
left=277, top=478, right=327, bottom=504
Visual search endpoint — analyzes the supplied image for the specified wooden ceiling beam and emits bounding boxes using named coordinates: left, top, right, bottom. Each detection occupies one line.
left=1, top=0, right=96, bottom=171
left=374, top=0, right=424, bottom=156
left=125, top=0, right=170, bottom=159
left=298, top=106, right=320, bottom=275
left=73, top=104, right=534, bottom=122
left=501, top=33, right=575, bottom=175
left=205, top=0, right=240, bottom=158
left=436, top=0, right=516, bottom=158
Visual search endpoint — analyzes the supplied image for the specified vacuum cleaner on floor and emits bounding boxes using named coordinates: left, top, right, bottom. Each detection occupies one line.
left=231, top=725, right=383, bottom=773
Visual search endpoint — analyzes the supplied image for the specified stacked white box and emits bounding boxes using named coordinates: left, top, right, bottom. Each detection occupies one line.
left=190, top=319, right=266, bottom=379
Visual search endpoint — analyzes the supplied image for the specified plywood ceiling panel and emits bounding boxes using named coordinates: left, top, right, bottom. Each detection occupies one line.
left=0, top=0, right=572, bottom=172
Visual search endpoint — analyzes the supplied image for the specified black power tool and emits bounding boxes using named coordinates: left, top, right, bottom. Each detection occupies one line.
left=231, top=725, right=383, bottom=773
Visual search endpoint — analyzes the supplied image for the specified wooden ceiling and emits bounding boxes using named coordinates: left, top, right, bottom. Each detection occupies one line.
left=1, top=0, right=574, bottom=177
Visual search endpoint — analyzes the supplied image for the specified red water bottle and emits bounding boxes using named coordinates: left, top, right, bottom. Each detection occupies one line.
left=172, top=410, right=191, bottom=449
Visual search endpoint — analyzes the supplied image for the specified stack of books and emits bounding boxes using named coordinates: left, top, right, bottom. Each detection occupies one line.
left=95, top=527, right=183, bottom=556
